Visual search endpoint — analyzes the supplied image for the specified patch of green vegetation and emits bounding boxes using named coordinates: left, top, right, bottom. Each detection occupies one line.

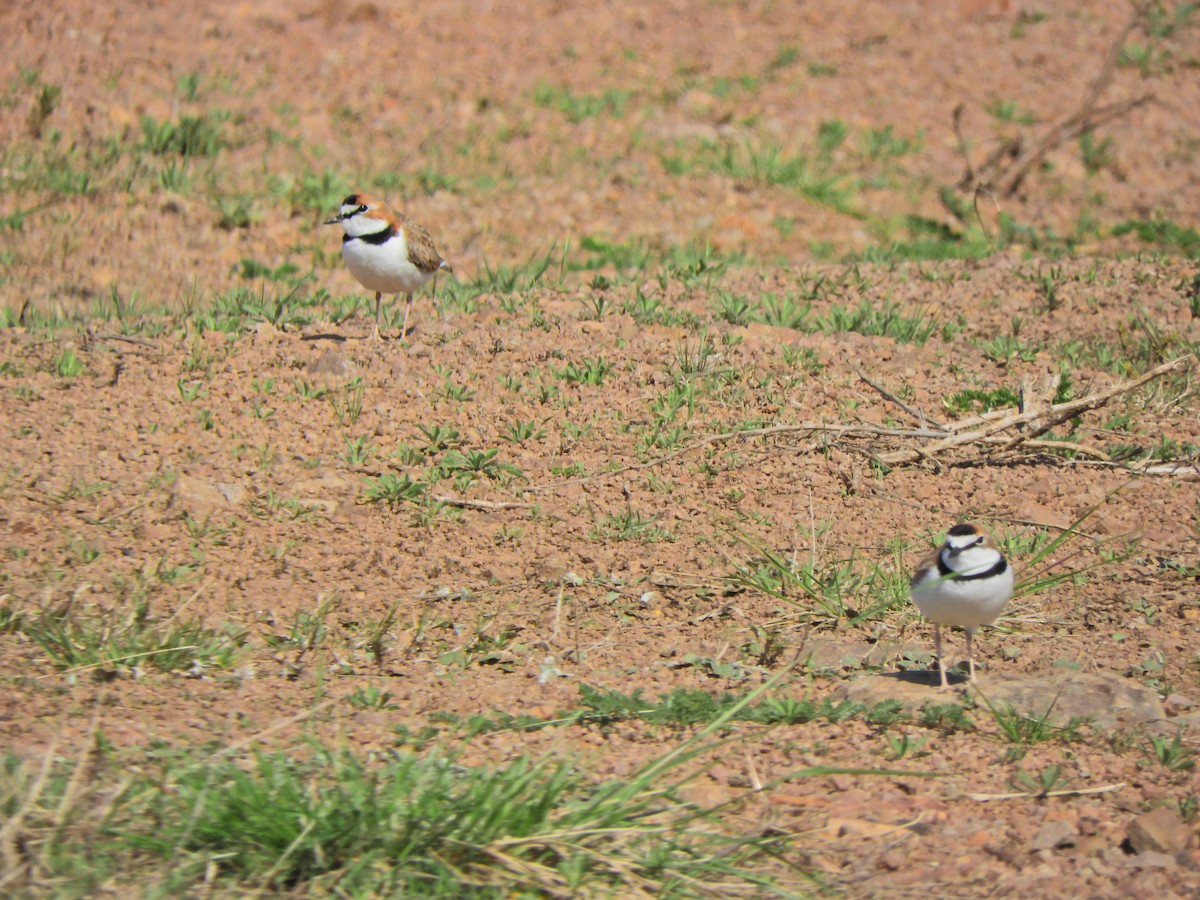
left=1009, top=9, right=1047, bottom=39
left=53, top=347, right=84, bottom=378
left=1009, top=764, right=1073, bottom=797
left=727, top=529, right=909, bottom=625
left=140, top=111, right=228, bottom=157
left=756, top=291, right=813, bottom=330
left=6, top=598, right=245, bottom=677
left=978, top=694, right=1089, bottom=762
left=270, top=167, right=352, bottom=216
left=817, top=299, right=938, bottom=345
left=573, top=235, right=653, bottom=272
left=362, top=473, right=427, bottom=510
left=918, top=703, right=974, bottom=732
left=943, top=386, right=1020, bottom=415
left=211, top=190, right=256, bottom=230
left=858, top=214, right=995, bottom=262
left=196, top=276, right=321, bottom=332
left=22, top=71, right=61, bottom=137
left=532, top=82, right=633, bottom=123
left=1112, top=218, right=1200, bottom=259
left=1079, top=129, right=1116, bottom=175
left=858, top=125, right=923, bottom=163
left=445, top=684, right=887, bottom=733
left=443, top=246, right=566, bottom=303
left=1058, top=305, right=1196, bottom=382
left=436, top=448, right=524, bottom=485
left=589, top=509, right=674, bottom=544
left=662, top=134, right=859, bottom=213
left=978, top=333, right=1040, bottom=363
left=1007, top=505, right=1137, bottom=599
left=328, top=377, right=365, bottom=426
left=985, top=98, right=1036, bottom=124
left=766, top=44, right=802, bottom=74
left=555, top=356, right=614, bottom=386
left=1, top=666, right=894, bottom=896
left=1146, top=733, right=1196, bottom=772
left=499, top=419, right=546, bottom=445
left=414, top=423, right=463, bottom=455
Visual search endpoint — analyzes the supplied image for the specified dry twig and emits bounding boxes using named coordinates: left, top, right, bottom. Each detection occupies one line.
left=431, top=494, right=534, bottom=511
left=965, top=782, right=1125, bottom=802
left=878, top=356, right=1193, bottom=466
left=954, top=4, right=1156, bottom=203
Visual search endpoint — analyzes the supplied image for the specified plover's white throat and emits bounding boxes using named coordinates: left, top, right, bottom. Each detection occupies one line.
left=910, top=523, right=1014, bottom=689
left=324, top=193, right=451, bottom=341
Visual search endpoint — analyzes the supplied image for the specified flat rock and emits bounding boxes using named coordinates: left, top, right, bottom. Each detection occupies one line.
left=979, top=673, right=1166, bottom=732
left=1031, top=820, right=1077, bottom=852
left=172, top=474, right=247, bottom=515
left=290, top=475, right=354, bottom=504
left=1170, top=713, right=1200, bottom=733
left=797, top=638, right=896, bottom=671
left=1127, top=807, right=1192, bottom=855
left=838, top=671, right=1166, bottom=732
left=309, top=348, right=351, bottom=377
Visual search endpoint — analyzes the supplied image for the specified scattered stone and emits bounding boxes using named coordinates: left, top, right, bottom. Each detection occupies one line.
left=309, top=348, right=350, bottom=377
left=290, top=475, right=353, bottom=514
left=1032, top=820, right=1078, bottom=852
left=1126, top=807, right=1191, bottom=855
left=824, top=817, right=903, bottom=839
left=1163, top=693, right=1195, bottom=716
left=637, top=590, right=664, bottom=610
left=528, top=556, right=571, bottom=583
left=1171, top=713, right=1200, bottom=733
left=172, top=474, right=246, bottom=515
left=1122, top=850, right=1177, bottom=869
left=837, top=673, right=949, bottom=711
left=827, top=773, right=855, bottom=792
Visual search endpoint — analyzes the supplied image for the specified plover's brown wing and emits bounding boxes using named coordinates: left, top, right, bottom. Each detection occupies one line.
left=396, top=212, right=448, bottom=274
left=910, top=546, right=943, bottom=587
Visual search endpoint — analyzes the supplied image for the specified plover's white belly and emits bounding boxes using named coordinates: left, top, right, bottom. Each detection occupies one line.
left=342, top=236, right=432, bottom=296
left=910, top=567, right=1013, bottom=630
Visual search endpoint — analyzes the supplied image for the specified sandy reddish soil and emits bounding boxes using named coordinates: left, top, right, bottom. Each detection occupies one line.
left=2, top=0, right=1200, bottom=895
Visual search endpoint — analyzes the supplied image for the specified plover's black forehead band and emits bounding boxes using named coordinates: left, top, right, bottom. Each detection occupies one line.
left=947, top=524, right=979, bottom=537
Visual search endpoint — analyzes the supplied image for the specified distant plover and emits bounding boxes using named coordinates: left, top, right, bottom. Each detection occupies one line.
left=324, top=194, right=451, bottom=341
left=910, top=523, right=1014, bottom=689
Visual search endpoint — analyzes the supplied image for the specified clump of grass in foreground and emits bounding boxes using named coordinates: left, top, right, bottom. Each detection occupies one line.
left=2, top=670, right=897, bottom=896
left=6, top=598, right=246, bottom=678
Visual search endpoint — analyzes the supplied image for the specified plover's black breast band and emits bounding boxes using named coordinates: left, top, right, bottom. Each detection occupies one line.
left=937, top=552, right=1007, bottom=581
left=344, top=227, right=394, bottom=246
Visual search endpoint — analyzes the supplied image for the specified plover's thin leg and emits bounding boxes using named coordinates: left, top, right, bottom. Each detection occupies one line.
left=401, top=294, right=413, bottom=339
left=935, top=624, right=950, bottom=689
left=966, top=629, right=976, bottom=683
left=370, top=292, right=383, bottom=341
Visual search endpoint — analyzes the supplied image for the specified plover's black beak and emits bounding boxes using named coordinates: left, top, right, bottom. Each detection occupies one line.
left=322, top=215, right=342, bottom=225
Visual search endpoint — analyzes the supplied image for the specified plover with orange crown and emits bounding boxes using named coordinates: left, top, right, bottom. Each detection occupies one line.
left=910, top=523, right=1014, bottom=689
left=324, top=194, right=451, bottom=341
